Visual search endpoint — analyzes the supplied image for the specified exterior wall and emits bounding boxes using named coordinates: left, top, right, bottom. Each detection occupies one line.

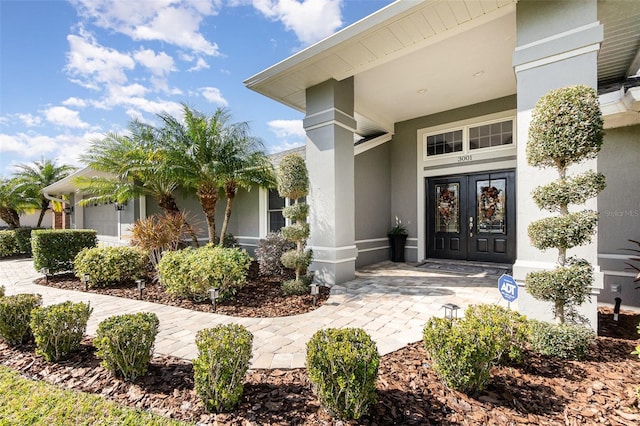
left=391, top=95, right=517, bottom=263
left=354, top=142, right=391, bottom=267
left=597, top=124, right=640, bottom=308
left=0, top=211, right=53, bottom=229
left=230, top=188, right=261, bottom=256
left=513, top=0, right=602, bottom=328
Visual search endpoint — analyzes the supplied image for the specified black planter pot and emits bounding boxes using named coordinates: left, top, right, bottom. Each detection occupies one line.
left=388, top=233, right=408, bottom=262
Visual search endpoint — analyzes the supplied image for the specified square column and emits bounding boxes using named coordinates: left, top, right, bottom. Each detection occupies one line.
left=304, top=78, right=358, bottom=285
left=512, top=0, right=603, bottom=327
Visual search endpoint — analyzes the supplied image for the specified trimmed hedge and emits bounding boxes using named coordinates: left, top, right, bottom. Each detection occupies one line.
left=0, top=293, right=42, bottom=345
left=194, top=324, right=253, bottom=412
left=158, top=245, right=251, bottom=301
left=529, top=320, right=595, bottom=360
left=306, top=328, right=379, bottom=420
left=74, top=246, right=148, bottom=287
left=14, top=227, right=45, bottom=255
left=94, top=312, right=159, bottom=381
left=32, top=229, right=97, bottom=274
left=30, top=301, right=93, bottom=362
left=0, top=231, right=18, bottom=258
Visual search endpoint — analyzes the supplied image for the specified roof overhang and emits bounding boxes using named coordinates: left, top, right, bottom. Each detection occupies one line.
left=41, top=167, right=113, bottom=196
left=600, top=86, right=640, bottom=129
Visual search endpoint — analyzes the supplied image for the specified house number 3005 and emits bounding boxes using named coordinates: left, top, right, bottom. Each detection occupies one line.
left=457, top=155, right=472, bottom=163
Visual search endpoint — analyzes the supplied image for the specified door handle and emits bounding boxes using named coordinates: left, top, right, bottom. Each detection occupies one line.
left=469, top=216, right=474, bottom=237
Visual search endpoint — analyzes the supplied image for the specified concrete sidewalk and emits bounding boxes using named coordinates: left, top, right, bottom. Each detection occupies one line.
left=0, top=257, right=503, bottom=369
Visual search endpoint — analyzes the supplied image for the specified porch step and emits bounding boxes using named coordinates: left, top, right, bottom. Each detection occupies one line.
left=417, top=258, right=512, bottom=277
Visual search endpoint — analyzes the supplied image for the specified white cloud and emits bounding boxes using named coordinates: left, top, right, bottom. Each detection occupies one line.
left=66, top=29, right=135, bottom=88
left=134, top=48, right=175, bottom=76
left=70, top=0, right=222, bottom=56
left=199, top=87, right=228, bottom=106
left=62, top=97, right=88, bottom=108
left=17, top=113, right=42, bottom=127
left=44, top=106, right=90, bottom=129
left=266, top=119, right=305, bottom=153
left=252, top=0, right=343, bottom=45
left=188, top=57, right=210, bottom=72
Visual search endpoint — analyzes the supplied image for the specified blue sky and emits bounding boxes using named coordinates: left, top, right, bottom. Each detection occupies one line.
left=0, top=0, right=394, bottom=177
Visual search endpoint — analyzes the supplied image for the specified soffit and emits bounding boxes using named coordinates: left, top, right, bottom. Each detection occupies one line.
left=597, top=0, right=640, bottom=86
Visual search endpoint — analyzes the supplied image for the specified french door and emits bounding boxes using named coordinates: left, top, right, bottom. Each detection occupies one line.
left=426, top=170, right=515, bottom=264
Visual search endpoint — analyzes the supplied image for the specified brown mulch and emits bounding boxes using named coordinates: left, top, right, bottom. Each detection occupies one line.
left=1, top=308, right=639, bottom=425
left=33, top=262, right=330, bottom=318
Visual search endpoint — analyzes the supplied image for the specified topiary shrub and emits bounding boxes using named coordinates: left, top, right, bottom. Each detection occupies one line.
left=31, top=229, right=97, bottom=274
left=0, top=230, right=18, bottom=258
left=0, top=293, right=42, bottom=345
left=255, top=232, right=296, bottom=277
left=306, top=328, right=379, bottom=420
left=525, top=85, right=605, bottom=324
left=193, top=324, right=253, bottom=412
left=30, top=301, right=92, bottom=362
left=73, top=246, right=148, bottom=287
left=94, top=312, right=159, bottom=381
left=528, top=320, right=595, bottom=360
left=423, top=317, right=497, bottom=394
left=281, top=274, right=312, bottom=296
left=276, top=154, right=313, bottom=293
left=158, top=244, right=251, bottom=301
left=463, top=304, right=530, bottom=365
left=14, top=227, right=44, bottom=255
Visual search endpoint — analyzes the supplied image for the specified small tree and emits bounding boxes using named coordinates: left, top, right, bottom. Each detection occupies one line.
left=277, top=154, right=313, bottom=294
left=525, top=85, right=605, bottom=324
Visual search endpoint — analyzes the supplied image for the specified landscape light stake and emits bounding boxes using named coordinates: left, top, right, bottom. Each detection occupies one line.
left=136, top=279, right=146, bottom=300
left=40, top=268, right=50, bottom=284
left=442, top=303, right=460, bottom=320
left=209, top=288, right=219, bottom=312
left=310, top=283, right=319, bottom=306
left=82, top=273, right=90, bottom=291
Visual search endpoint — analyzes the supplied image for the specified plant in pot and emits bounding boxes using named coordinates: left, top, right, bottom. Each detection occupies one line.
left=388, top=217, right=408, bottom=262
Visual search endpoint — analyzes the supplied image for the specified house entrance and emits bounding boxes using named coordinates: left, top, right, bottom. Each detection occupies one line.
left=426, top=170, right=515, bottom=264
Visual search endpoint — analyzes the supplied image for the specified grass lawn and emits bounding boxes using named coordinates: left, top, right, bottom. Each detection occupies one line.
left=0, top=366, right=190, bottom=426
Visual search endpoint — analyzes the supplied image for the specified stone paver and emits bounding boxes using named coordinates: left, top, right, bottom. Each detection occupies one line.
left=0, top=257, right=509, bottom=369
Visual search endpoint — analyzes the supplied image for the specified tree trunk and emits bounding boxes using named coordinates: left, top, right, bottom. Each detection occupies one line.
left=157, top=193, right=200, bottom=248
left=0, top=207, right=20, bottom=229
left=219, top=182, right=236, bottom=246
left=197, top=184, right=219, bottom=244
left=36, top=198, right=49, bottom=228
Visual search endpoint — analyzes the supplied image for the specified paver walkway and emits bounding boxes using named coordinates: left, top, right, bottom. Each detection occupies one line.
left=0, top=257, right=507, bottom=369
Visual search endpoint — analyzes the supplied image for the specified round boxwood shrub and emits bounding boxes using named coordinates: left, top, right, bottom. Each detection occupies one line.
left=94, top=312, right=159, bottom=381
left=158, top=244, right=251, bottom=301
left=0, top=293, right=42, bottom=345
left=193, top=324, right=253, bottom=412
left=74, top=246, right=148, bottom=287
left=528, top=320, right=595, bottom=360
left=306, top=328, right=379, bottom=420
left=30, top=301, right=92, bottom=362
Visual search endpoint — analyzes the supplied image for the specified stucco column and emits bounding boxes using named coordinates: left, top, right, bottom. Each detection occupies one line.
left=304, top=78, right=358, bottom=285
left=512, top=0, right=603, bottom=327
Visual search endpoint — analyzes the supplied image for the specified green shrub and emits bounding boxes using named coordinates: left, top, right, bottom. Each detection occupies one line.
left=423, top=317, right=496, bottom=394
left=30, top=301, right=93, bottom=362
left=463, top=304, right=530, bottom=364
left=158, top=245, right=251, bottom=301
left=0, top=230, right=18, bottom=257
left=32, top=229, right=97, bottom=274
left=255, top=232, right=296, bottom=277
left=632, top=324, right=640, bottom=359
left=14, top=227, right=44, bottom=255
left=281, top=277, right=311, bottom=296
left=0, top=285, right=4, bottom=298
left=193, top=324, right=253, bottom=412
left=528, top=321, right=595, bottom=360
left=306, top=328, right=379, bottom=420
left=94, top=312, right=159, bottom=381
left=0, top=294, right=42, bottom=345
left=213, top=233, right=238, bottom=248
left=73, top=246, right=147, bottom=287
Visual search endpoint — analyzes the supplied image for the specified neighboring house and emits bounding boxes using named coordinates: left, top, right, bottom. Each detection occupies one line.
left=43, top=0, right=640, bottom=327
left=241, top=0, right=640, bottom=325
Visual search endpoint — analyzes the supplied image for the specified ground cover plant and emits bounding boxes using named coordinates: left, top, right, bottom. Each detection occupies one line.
left=0, top=307, right=637, bottom=425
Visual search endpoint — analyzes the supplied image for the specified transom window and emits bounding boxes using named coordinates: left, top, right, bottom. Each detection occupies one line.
left=267, top=189, right=305, bottom=233
left=425, top=119, right=513, bottom=158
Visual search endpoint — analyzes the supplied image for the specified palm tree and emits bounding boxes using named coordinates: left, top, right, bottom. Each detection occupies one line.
left=217, top=122, right=275, bottom=244
left=13, top=159, right=75, bottom=227
left=158, top=105, right=230, bottom=243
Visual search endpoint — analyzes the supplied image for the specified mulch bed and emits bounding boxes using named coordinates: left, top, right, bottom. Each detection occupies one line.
left=33, top=262, right=330, bottom=317
left=1, top=307, right=639, bottom=424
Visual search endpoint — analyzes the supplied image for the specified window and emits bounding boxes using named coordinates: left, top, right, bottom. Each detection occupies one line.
left=426, top=130, right=463, bottom=156
left=469, top=120, right=512, bottom=150
left=267, top=189, right=306, bottom=233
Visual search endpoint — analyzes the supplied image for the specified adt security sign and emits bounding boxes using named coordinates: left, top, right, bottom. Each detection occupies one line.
left=498, top=274, right=518, bottom=303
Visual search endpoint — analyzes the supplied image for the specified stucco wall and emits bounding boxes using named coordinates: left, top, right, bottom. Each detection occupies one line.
left=354, top=142, right=391, bottom=267
left=597, top=124, right=640, bottom=307
left=391, top=95, right=517, bottom=262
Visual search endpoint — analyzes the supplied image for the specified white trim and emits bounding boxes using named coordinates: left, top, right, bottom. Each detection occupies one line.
left=598, top=253, right=634, bottom=260
left=304, top=119, right=357, bottom=134
left=354, top=133, right=393, bottom=155
left=312, top=257, right=358, bottom=265
left=601, top=270, right=637, bottom=278
left=357, top=246, right=388, bottom=253
left=514, top=21, right=601, bottom=52
left=405, top=245, right=418, bottom=250
left=304, top=107, right=354, bottom=121
left=311, top=244, right=358, bottom=252
left=355, top=237, right=388, bottom=244
left=514, top=44, right=600, bottom=73
left=259, top=187, right=267, bottom=238
left=139, top=195, right=146, bottom=219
